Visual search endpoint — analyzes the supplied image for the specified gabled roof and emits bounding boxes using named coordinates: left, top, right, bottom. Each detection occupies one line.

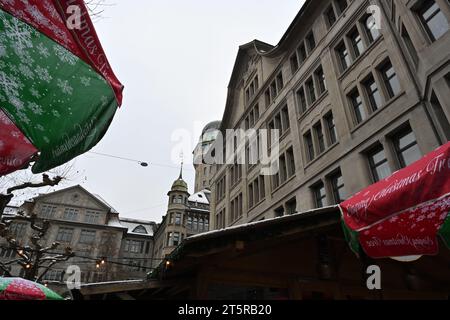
left=29, top=184, right=119, bottom=214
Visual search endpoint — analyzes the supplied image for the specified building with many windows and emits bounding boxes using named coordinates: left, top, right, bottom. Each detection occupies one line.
left=0, top=185, right=155, bottom=295
left=209, top=0, right=450, bottom=229
left=152, top=170, right=211, bottom=266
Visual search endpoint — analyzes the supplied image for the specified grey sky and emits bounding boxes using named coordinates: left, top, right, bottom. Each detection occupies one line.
left=5, top=0, right=306, bottom=222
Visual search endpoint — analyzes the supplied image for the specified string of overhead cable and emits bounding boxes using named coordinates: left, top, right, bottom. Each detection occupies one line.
left=86, top=151, right=195, bottom=171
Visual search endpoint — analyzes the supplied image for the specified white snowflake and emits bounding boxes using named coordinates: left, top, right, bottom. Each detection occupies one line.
left=440, top=212, right=449, bottom=220
left=16, top=111, right=30, bottom=125
left=35, top=65, right=52, bottom=83
left=0, top=43, right=6, bottom=58
left=56, top=79, right=73, bottom=95
left=80, top=76, right=91, bottom=87
left=18, top=63, right=34, bottom=80
left=29, top=87, right=41, bottom=98
left=52, top=110, right=61, bottom=118
left=25, top=4, right=52, bottom=29
left=3, top=17, right=34, bottom=55
left=27, top=102, right=43, bottom=115
left=43, top=136, right=50, bottom=144
left=389, top=216, right=399, bottom=223
left=416, top=215, right=426, bottom=222
left=35, top=124, right=45, bottom=131
left=43, top=1, right=61, bottom=20
left=0, top=70, right=22, bottom=98
left=36, top=43, right=50, bottom=58
left=53, top=45, right=77, bottom=66
left=8, top=96, right=25, bottom=111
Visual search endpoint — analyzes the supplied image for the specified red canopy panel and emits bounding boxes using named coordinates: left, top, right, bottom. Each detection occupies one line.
left=0, top=109, right=37, bottom=176
left=0, top=0, right=123, bottom=105
left=341, top=142, right=450, bottom=258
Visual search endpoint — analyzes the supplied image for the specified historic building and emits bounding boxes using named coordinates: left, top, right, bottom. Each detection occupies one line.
left=193, top=121, right=221, bottom=193
left=152, top=170, right=211, bottom=267
left=209, top=0, right=450, bottom=229
left=0, top=185, right=155, bottom=290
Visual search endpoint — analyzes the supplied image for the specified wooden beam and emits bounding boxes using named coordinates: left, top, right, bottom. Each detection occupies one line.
left=116, top=293, right=136, bottom=300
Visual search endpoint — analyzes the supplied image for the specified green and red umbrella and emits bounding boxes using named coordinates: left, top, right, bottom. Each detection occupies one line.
left=340, top=142, right=450, bottom=260
left=0, top=0, right=123, bottom=176
left=0, top=277, right=63, bottom=300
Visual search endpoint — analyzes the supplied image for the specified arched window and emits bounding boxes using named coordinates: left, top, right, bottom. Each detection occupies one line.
left=193, top=217, right=198, bottom=231
left=132, top=225, right=148, bottom=234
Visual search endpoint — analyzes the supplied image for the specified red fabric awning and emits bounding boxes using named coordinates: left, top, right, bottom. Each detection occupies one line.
left=340, top=142, right=450, bottom=258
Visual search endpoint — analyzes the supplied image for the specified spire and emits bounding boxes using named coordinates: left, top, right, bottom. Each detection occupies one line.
left=179, top=160, right=183, bottom=180
left=178, top=152, right=184, bottom=179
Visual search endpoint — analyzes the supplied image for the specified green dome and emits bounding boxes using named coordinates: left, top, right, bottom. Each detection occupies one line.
left=171, top=177, right=188, bottom=192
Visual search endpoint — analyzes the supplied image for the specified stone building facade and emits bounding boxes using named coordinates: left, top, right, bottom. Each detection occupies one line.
left=209, top=0, right=450, bottom=229
left=0, top=185, right=155, bottom=289
left=152, top=172, right=211, bottom=267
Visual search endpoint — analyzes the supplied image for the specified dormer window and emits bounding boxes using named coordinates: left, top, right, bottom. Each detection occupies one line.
left=132, top=225, right=148, bottom=234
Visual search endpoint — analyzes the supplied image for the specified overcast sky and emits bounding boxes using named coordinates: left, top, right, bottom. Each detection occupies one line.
left=5, top=0, right=306, bottom=222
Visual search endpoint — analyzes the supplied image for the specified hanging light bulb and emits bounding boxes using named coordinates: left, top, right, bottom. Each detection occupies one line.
left=95, top=262, right=100, bottom=269
left=18, top=250, right=24, bottom=255
left=101, top=257, right=106, bottom=265
left=25, top=263, right=31, bottom=269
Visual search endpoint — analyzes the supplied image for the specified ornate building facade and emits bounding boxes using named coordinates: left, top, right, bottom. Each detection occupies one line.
left=209, top=0, right=450, bottom=229
left=0, top=185, right=155, bottom=295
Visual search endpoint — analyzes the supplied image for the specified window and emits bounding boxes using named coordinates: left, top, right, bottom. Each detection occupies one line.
left=193, top=217, right=198, bottom=231
left=215, top=208, right=226, bottom=229
left=417, top=0, right=449, bottom=41
left=379, top=61, right=400, bottom=98
left=313, top=182, right=327, bottom=208
left=132, top=225, right=147, bottom=235
left=85, top=210, right=101, bottom=224
left=231, top=193, right=243, bottom=221
left=297, top=43, right=307, bottom=65
left=0, top=248, right=16, bottom=259
left=43, top=270, right=63, bottom=282
left=305, top=131, right=315, bottom=162
left=314, top=122, right=326, bottom=154
left=56, top=228, right=74, bottom=243
left=286, top=147, right=296, bottom=178
left=216, top=175, right=226, bottom=202
left=336, top=42, right=351, bottom=72
left=9, top=223, right=26, bottom=238
left=265, top=72, right=284, bottom=106
left=325, top=5, right=337, bottom=27
left=392, top=127, right=422, bottom=167
left=430, top=92, right=450, bottom=140
left=281, top=105, right=290, bottom=132
left=368, top=145, right=391, bottom=182
left=79, top=230, right=96, bottom=245
left=349, top=28, right=364, bottom=58
left=364, top=14, right=381, bottom=43
left=330, top=171, right=346, bottom=204
left=315, top=66, right=327, bottom=94
left=245, top=75, right=259, bottom=104
left=63, top=208, right=79, bottom=221
left=168, top=232, right=181, bottom=247
left=336, top=0, right=348, bottom=14
left=275, top=206, right=285, bottom=217
left=248, top=183, right=254, bottom=208
left=306, top=31, right=316, bottom=52
left=297, top=87, right=307, bottom=113
left=187, top=216, right=192, bottom=230
left=279, top=153, right=287, bottom=183
left=40, top=205, right=57, bottom=219
left=364, top=76, right=383, bottom=111
left=175, top=212, right=182, bottom=225
left=306, top=78, right=316, bottom=104
left=349, top=89, right=366, bottom=124
left=324, top=112, right=338, bottom=145
left=126, top=240, right=144, bottom=253
left=286, top=198, right=297, bottom=215
left=401, top=24, right=419, bottom=65
left=290, top=53, right=299, bottom=73
left=259, top=175, right=266, bottom=200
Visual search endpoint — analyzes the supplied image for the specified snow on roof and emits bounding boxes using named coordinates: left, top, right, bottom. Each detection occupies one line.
left=119, top=218, right=154, bottom=236
left=186, top=205, right=339, bottom=241
left=93, top=193, right=119, bottom=214
left=188, top=190, right=210, bottom=205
